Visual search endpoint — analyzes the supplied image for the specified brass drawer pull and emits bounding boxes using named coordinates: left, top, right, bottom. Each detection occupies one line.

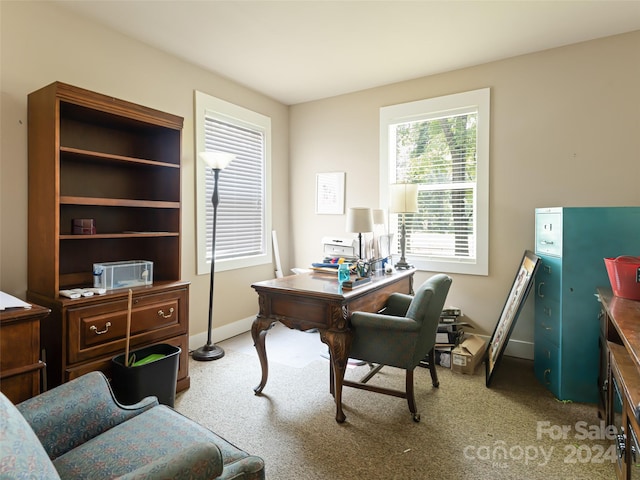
left=158, top=307, right=174, bottom=319
left=90, top=322, right=112, bottom=335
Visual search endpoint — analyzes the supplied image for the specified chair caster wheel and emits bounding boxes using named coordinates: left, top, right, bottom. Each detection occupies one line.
left=433, top=381, right=440, bottom=388
left=412, top=413, right=421, bottom=423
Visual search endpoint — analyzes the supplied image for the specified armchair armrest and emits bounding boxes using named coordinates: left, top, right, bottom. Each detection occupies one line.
left=17, top=371, right=158, bottom=460
left=351, top=312, right=420, bottom=332
left=382, top=292, right=413, bottom=317
left=115, top=443, right=223, bottom=480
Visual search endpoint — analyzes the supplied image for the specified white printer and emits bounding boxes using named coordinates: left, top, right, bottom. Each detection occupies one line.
left=321, top=236, right=358, bottom=260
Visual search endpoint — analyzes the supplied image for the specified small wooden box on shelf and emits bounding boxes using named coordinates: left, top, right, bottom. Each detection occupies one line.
left=27, top=82, right=189, bottom=392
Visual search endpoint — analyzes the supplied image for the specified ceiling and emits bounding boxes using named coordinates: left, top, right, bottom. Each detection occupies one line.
left=53, top=0, right=640, bottom=105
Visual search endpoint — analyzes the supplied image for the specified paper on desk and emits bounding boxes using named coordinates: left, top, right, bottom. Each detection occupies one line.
left=0, top=291, right=32, bottom=310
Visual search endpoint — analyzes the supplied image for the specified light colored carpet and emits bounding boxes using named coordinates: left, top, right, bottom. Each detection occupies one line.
left=175, top=327, right=615, bottom=480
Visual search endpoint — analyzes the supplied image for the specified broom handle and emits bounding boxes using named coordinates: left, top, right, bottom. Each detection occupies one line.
left=125, top=289, right=132, bottom=367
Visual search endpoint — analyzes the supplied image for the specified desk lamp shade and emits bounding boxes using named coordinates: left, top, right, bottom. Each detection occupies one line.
left=372, top=208, right=385, bottom=226
left=389, top=184, right=418, bottom=269
left=193, top=151, right=236, bottom=361
left=346, top=207, right=374, bottom=260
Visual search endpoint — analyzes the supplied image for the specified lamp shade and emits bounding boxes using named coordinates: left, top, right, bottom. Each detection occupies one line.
left=372, top=209, right=385, bottom=225
left=199, top=151, right=236, bottom=170
left=346, top=207, right=374, bottom=233
left=389, top=184, right=418, bottom=214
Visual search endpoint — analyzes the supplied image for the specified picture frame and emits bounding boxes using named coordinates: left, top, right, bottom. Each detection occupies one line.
left=315, top=172, right=345, bottom=215
left=485, top=249, right=541, bottom=387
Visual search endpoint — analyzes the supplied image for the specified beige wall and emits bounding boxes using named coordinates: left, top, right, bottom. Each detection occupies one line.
left=289, top=30, right=640, bottom=356
left=2, top=1, right=639, bottom=358
left=0, top=1, right=290, bottom=346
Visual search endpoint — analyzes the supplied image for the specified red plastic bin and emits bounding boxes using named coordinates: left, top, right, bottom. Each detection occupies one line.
left=604, top=256, right=640, bottom=301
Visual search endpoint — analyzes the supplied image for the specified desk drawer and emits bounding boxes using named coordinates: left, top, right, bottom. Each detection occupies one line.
left=67, top=288, right=187, bottom=363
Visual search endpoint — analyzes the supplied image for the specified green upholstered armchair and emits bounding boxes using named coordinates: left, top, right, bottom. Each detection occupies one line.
left=0, top=371, right=265, bottom=479
left=345, top=273, right=452, bottom=422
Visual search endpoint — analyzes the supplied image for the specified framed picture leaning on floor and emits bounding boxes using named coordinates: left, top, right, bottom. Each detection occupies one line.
left=486, top=250, right=541, bottom=387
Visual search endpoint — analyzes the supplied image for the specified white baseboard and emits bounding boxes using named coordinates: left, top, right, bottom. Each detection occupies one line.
left=189, top=315, right=256, bottom=352
left=474, top=334, right=534, bottom=360
left=190, top=319, right=536, bottom=361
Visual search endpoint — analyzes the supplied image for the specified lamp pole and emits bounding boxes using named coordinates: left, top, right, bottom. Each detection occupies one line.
left=193, top=151, right=235, bottom=361
left=395, top=213, right=411, bottom=269
left=192, top=166, right=225, bottom=361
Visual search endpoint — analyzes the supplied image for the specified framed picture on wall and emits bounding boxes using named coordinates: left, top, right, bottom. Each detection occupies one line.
left=485, top=249, right=541, bottom=387
left=316, top=172, right=345, bottom=215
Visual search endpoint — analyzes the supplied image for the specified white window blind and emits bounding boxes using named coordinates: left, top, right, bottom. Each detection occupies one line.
left=393, top=112, right=477, bottom=260
left=380, top=88, right=489, bottom=275
left=195, top=90, right=272, bottom=275
left=203, top=117, right=265, bottom=262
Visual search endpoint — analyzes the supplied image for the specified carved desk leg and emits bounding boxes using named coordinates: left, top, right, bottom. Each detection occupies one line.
left=319, top=303, right=351, bottom=423
left=252, top=313, right=274, bottom=395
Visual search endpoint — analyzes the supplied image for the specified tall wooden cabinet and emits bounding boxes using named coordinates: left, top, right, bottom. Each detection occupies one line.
left=534, top=207, right=640, bottom=403
left=27, top=82, right=190, bottom=392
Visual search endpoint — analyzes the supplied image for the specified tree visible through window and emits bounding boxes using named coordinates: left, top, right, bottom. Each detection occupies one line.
left=395, top=112, right=477, bottom=259
left=381, top=88, right=489, bottom=275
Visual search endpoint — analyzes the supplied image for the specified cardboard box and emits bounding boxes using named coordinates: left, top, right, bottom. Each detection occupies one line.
left=451, top=335, right=487, bottom=374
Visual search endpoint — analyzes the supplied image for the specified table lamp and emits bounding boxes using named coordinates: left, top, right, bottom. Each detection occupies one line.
left=389, top=183, right=418, bottom=270
left=193, top=150, right=236, bottom=361
left=346, top=207, right=374, bottom=260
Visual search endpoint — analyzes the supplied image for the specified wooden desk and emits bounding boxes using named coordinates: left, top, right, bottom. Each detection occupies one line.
left=0, top=303, right=50, bottom=403
left=251, top=269, right=414, bottom=423
left=598, top=288, right=640, bottom=479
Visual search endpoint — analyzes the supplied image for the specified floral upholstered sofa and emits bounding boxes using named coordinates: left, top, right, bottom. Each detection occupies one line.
left=0, top=371, right=264, bottom=479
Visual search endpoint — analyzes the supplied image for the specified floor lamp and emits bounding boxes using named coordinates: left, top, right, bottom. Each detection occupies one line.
left=346, top=207, right=374, bottom=260
left=192, top=151, right=236, bottom=361
left=390, top=183, right=418, bottom=270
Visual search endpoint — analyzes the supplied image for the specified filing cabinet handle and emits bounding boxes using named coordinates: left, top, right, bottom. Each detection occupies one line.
left=537, top=282, right=545, bottom=298
left=158, top=307, right=174, bottom=319
left=541, top=322, right=552, bottom=332
left=89, top=322, right=111, bottom=335
left=540, top=240, right=554, bottom=245
left=543, top=368, right=551, bottom=385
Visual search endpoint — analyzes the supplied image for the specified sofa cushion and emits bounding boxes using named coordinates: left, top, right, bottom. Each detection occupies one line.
left=53, top=405, right=223, bottom=479
left=0, top=392, right=61, bottom=479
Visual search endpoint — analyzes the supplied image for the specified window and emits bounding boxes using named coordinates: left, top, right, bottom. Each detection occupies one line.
left=380, top=88, right=490, bottom=275
left=195, top=91, right=272, bottom=274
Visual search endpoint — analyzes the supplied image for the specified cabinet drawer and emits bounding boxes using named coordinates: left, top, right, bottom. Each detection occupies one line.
left=535, top=257, right=561, bottom=303
left=534, top=337, right=561, bottom=396
left=535, top=210, right=562, bottom=256
left=67, top=288, right=187, bottom=364
left=535, top=297, right=561, bottom=345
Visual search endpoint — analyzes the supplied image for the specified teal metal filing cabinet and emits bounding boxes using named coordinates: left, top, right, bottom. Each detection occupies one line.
left=534, top=207, right=640, bottom=403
